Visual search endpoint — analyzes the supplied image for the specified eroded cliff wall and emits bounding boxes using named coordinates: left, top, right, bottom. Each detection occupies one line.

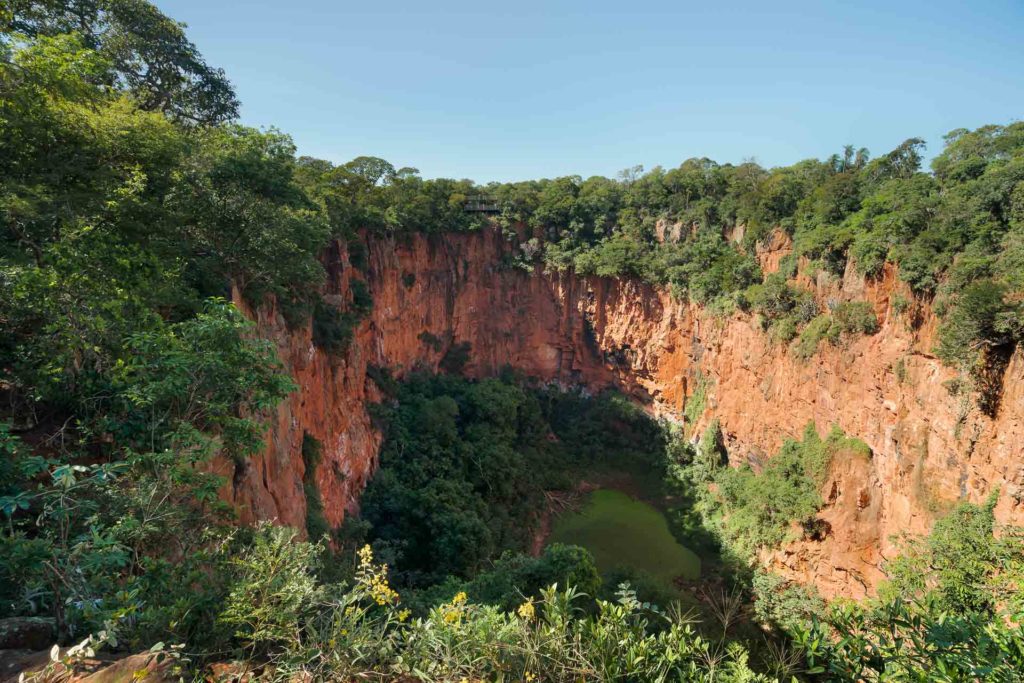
left=228, top=227, right=1024, bottom=599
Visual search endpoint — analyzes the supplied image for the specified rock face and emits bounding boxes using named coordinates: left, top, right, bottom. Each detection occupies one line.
left=229, top=227, right=1023, bottom=599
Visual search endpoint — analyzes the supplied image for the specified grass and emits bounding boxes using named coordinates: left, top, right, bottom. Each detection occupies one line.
left=548, top=489, right=701, bottom=585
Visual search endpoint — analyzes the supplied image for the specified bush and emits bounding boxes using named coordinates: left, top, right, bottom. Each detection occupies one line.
left=312, top=298, right=356, bottom=355
left=219, top=523, right=321, bottom=652
left=937, top=280, right=1020, bottom=368
left=830, top=300, right=879, bottom=335
left=795, top=314, right=833, bottom=359
left=438, top=341, right=472, bottom=374
left=311, top=283, right=374, bottom=356
left=302, top=434, right=330, bottom=541
left=794, top=302, right=878, bottom=359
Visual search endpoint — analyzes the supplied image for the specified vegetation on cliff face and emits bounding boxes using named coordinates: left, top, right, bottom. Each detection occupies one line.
left=672, top=422, right=871, bottom=564
left=3, top=1, right=1024, bottom=680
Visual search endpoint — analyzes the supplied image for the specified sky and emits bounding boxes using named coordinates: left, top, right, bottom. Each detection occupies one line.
left=160, top=0, right=1024, bottom=183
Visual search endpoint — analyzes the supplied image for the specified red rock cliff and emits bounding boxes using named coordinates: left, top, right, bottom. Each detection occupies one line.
left=228, top=227, right=1024, bottom=599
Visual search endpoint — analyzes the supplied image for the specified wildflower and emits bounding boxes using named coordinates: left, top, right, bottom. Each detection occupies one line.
left=525, top=672, right=537, bottom=681
left=517, top=599, right=535, bottom=621
left=398, top=609, right=411, bottom=622
left=452, top=591, right=467, bottom=605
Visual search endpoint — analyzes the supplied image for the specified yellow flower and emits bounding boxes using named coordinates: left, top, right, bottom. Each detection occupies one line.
left=525, top=671, right=537, bottom=682
left=517, top=599, right=535, bottom=621
left=398, top=609, right=411, bottom=622
left=452, top=591, right=467, bottom=605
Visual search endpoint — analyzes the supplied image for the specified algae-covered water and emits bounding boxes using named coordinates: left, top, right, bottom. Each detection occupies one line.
left=548, top=489, right=701, bottom=584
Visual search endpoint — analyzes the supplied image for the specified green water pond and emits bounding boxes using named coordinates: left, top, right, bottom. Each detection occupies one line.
left=548, top=489, right=701, bottom=584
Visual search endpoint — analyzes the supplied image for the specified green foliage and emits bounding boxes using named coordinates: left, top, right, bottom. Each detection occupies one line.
left=682, top=423, right=868, bottom=562
left=485, top=125, right=1022, bottom=374
left=361, top=374, right=670, bottom=588
left=936, top=279, right=1022, bottom=411
left=880, top=496, right=1024, bottom=615
left=793, top=302, right=878, bottom=359
left=0, top=300, right=292, bottom=643
left=796, top=597, right=1024, bottom=681
left=417, top=330, right=443, bottom=352
left=455, top=543, right=602, bottom=612
left=751, top=572, right=824, bottom=634
left=830, top=300, right=879, bottom=335
left=267, top=546, right=772, bottom=682
left=310, top=283, right=373, bottom=356
left=794, top=315, right=834, bottom=359
left=7, top=0, right=240, bottom=124
left=4, top=4, right=1023, bottom=677
left=220, top=523, right=321, bottom=652
left=361, top=374, right=554, bottom=585
left=0, top=15, right=310, bottom=650
left=111, top=300, right=295, bottom=460
left=438, top=340, right=472, bottom=374
left=365, top=364, right=399, bottom=396
left=796, top=500, right=1024, bottom=680
left=301, top=433, right=330, bottom=542
left=683, top=372, right=711, bottom=431
left=311, top=298, right=355, bottom=355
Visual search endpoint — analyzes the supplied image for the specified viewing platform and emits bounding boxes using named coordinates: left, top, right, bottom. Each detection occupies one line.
left=463, top=195, right=500, bottom=213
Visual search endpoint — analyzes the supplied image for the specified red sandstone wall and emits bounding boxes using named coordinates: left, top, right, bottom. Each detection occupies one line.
left=228, top=227, right=1024, bottom=598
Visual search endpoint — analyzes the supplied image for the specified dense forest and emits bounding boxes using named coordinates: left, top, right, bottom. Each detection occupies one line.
left=2, top=1, right=1024, bottom=680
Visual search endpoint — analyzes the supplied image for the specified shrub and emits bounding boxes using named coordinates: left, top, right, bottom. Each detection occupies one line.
left=751, top=571, right=824, bottom=634
left=220, top=523, right=321, bottom=652
left=830, top=300, right=879, bottom=335
left=417, top=330, right=444, bottom=352
left=439, top=340, right=472, bottom=374
left=301, top=433, right=330, bottom=541
left=937, top=280, right=1020, bottom=368
left=311, top=283, right=374, bottom=356
left=683, top=372, right=711, bottom=432
left=795, top=314, right=833, bottom=359
left=312, top=298, right=355, bottom=355
left=768, top=317, right=798, bottom=345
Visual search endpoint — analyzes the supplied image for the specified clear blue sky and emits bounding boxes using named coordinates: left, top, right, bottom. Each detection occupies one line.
left=161, top=0, right=1023, bottom=183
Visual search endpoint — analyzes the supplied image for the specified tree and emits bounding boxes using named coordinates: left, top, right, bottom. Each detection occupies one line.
left=7, top=0, right=239, bottom=123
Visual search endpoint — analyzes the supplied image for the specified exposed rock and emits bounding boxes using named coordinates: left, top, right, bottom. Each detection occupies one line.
left=228, top=226, right=1024, bottom=599
left=0, top=617, right=55, bottom=651
left=79, top=653, right=174, bottom=683
left=0, top=649, right=54, bottom=683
